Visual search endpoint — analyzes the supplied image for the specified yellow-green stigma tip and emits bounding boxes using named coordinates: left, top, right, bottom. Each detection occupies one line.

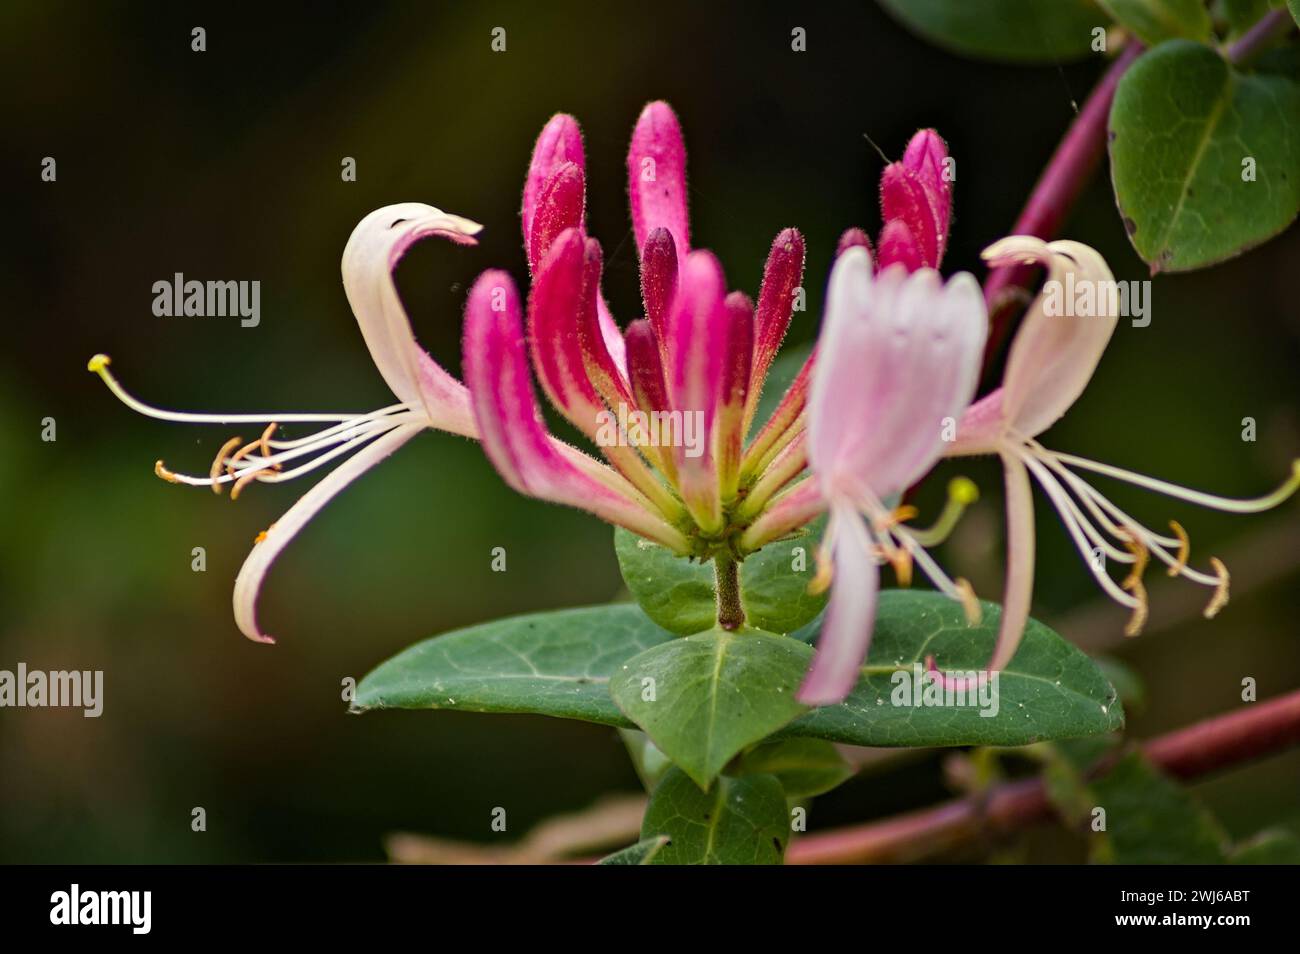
left=949, top=476, right=979, bottom=505
left=87, top=353, right=111, bottom=373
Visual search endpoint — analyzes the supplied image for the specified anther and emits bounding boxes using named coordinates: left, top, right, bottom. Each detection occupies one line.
left=1168, top=520, right=1190, bottom=577
left=955, top=578, right=981, bottom=626
left=890, top=548, right=914, bottom=588
left=1123, top=577, right=1148, bottom=637
left=230, top=468, right=277, bottom=501
left=1119, top=530, right=1149, bottom=590
left=154, top=460, right=180, bottom=484
left=807, top=544, right=833, bottom=595
left=209, top=436, right=243, bottom=495
left=226, top=423, right=278, bottom=476
left=1204, top=557, right=1230, bottom=619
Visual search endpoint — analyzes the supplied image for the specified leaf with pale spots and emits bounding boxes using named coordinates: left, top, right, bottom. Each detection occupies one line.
left=782, top=590, right=1126, bottom=747
left=352, top=604, right=673, bottom=727
left=1110, top=40, right=1300, bottom=272
left=609, top=629, right=812, bottom=788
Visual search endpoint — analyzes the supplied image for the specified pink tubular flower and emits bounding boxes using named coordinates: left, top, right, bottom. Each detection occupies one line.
left=463, top=102, right=813, bottom=600
left=941, top=236, right=1300, bottom=679
left=839, top=129, right=953, bottom=274
left=90, top=203, right=489, bottom=644
left=785, top=247, right=988, bottom=705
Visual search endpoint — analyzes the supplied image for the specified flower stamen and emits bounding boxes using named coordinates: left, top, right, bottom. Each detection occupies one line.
left=954, top=577, right=981, bottom=625
left=209, top=436, right=244, bottom=495
left=1205, top=557, right=1230, bottom=619
left=1168, top=520, right=1190, bottom=577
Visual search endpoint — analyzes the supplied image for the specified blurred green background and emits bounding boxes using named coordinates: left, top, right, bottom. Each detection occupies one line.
left=1, top=0, right=1296, bottom=862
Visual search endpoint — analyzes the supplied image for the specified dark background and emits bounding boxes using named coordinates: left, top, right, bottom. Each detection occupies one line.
left=1, top=0, right=1296, bottom=862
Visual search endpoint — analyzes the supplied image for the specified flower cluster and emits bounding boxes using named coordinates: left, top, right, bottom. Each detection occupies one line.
left=91, top=103, right=1298, bottom=709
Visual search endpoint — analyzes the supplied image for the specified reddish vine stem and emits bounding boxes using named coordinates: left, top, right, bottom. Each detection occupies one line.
left=787, top=689, right=1300, bottom=865
left=980, top=42, right=1143, bottom=374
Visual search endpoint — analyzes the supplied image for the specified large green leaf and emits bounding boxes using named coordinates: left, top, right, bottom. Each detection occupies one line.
left=608, top=628, right=811, bottom=788
left=1097, top=0, right=1212, bottom=44
left=352, top=604, right=672, bottom=726
left=878, top=0, right=1106, bottom=64
left=1089, top=751, right=1229, bottom=863
left=1230, top=829, right=1300, bottom=863
left=640, top=767, right=789, bottom=865
left=1290, top=1, right=1300, bottom=27
left=1110, top=40, right=1300, bottom=272
left=614, top=520, right=826, bottom=636
left=782, top=590, right=1126, bottom=746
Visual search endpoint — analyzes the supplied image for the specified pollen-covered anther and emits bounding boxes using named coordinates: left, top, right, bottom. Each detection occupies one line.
left=889, top=548, right=914, bottom=588
left=1119, top=530, right=1149, bottom=590
left=1122, top=576, right=1148, bottom=637
left=229, top=466, right=281, bottom=501
left=208, top=436, right=244, bottom=495
left=878, top=504, right=919, bottom=532
left=1168, top=520, right=1190, bottom=577
left=1204, top=557, right=1230, bottom=619
left=153, top=460, right=179, bottom=484
left=955, top=577, right=981, bottom=626
left=227, top=422, right=279, bottom=476
left=807, top=544, right=833, bottom=595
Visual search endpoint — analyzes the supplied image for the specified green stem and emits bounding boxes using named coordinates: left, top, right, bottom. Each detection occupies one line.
left=714, top=555, right=745, bottom=630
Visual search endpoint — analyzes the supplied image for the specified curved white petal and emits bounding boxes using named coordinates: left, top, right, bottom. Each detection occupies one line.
left=233, top=422, right=423, bottom=643
left=341, top=203, right=482, bottom=435
left=985, top=236, right=1117, bottom=439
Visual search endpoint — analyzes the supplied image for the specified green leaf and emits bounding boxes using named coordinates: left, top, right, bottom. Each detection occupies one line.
left=640, top=767, right=789, bottom=864
left=736, top=738, right=854, bottom=798
left=1290, top=1, right=1300, bottom=28
left=609, top=629, right=811, bottom=788
left=782, top=590, right=1126, bottom=747
left=1230, top=828, right=1300, bottom=863
left=1109, top=39, right=1300, bottom=272
left=620, top=729, right=674, bottom=791
left=614, top=521, right=827, bottom=636
left=1041, top=735, right=1122, bottom=824
left=877, top=0, right=1107, bottom=64
left=1094, top=656, right=1146, bottom=710
left=1097, top=0, right=1212, bottom=44
left=1089, top=751, right=1229, bottom=863
left=352, top=604, right=672, bottom=726
left=1220, top=0, right=1286, bottom=38
left=597, top=835, right=672, bottom=865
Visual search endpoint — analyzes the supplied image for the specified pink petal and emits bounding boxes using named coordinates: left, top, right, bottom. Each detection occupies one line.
left=987, top=237, right=1119, bottom=439
left=880, top=164, right=940, bottom=269
left=575, top=238, right=634, bottom=407
left=928, top=450, right=1033, bottom=686
left=341, top=203, right=482, bottom=435
left=527, top=161, right=586, bottom=273
left=836, top=227, right=874, bottom=260
left=523, top=114, right=584, bottom=256
left=875, top=219, right=925, bottom=273
left=526, top=229, right=607, bottom=434
left=718, top=290, right=754, bottom=495
left=665, top=249, right=728, bottom=530
left=639, top=226, right=679, bottom=342
left=798, top=505, right=878, bottom=705
left=901, top=128, right=952, bottom=262
left=739, top=477, right=825, bottom=551
left=628, top=101, right=690, bottom=258
left=808, top=249, right=987, bottom=501
left=233, top=422, right=424, bottom=644
left=749, top=228, right=805, bottom=424
left=463, top=270, right=687, bottom=551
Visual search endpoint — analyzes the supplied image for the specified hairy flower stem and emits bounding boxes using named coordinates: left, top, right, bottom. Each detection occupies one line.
left=981, top=42, right=1143, bottom=376
left=714, top=555, right=745, bottom=630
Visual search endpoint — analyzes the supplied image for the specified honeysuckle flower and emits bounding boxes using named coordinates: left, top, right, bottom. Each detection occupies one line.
left=941, top=235, right=1300, bottom=680
left=89, top=203, right=490, bottom=644
left=784, top=247, right=988, bottom=705
left=463, top=101, right=817, bottom=626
